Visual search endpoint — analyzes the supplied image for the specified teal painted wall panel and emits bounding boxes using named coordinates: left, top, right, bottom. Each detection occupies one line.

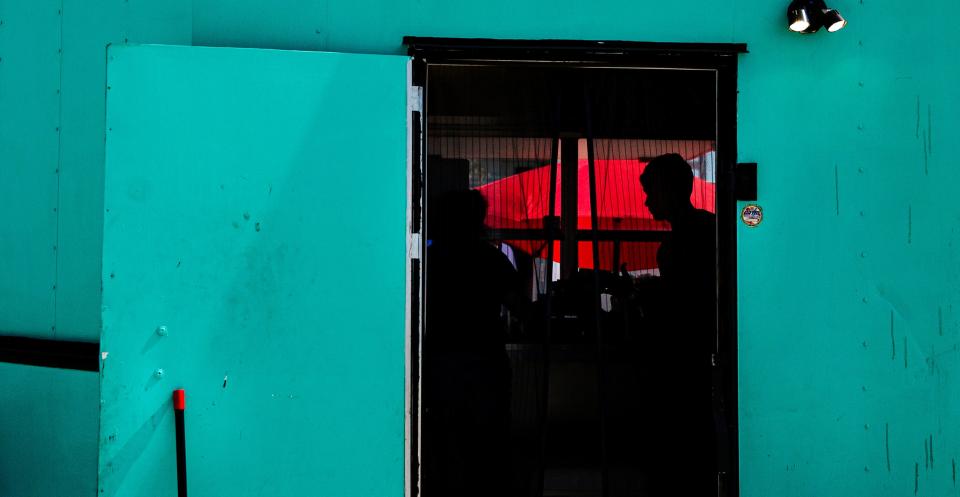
left=733, top=3, right=960, bottom=496
left=0, top=363, right=99, bottom=497
left=99, top=45, right=408, bottom=497
left=54, top=0, right=191, bottom=341
left=0, top=0, right=61, bottom=335
left=0, top=0, right=190, bottom=341
left=0, top=5, right=189, bottom=496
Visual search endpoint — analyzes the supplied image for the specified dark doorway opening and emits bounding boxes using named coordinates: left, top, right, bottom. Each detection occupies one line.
left=407, top=38, right=742, bottom=497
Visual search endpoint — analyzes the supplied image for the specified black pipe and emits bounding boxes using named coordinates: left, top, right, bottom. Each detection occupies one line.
left=174, top=389, right=187, bottom=497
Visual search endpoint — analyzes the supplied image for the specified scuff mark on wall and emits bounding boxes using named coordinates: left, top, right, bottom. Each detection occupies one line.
left=891, top=312, right=896, bottom=360
left=886, top=422, right=891, bottom=472
left=939, top=306, right=943, bottom=336
left=915, top=462, right=919, bottom=494
left=918, top=101, right=932, bottom=174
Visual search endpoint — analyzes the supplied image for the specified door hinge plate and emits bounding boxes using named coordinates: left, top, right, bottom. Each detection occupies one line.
left=409, top=233, right=422, bottom=260
left=408, top=85, right=423, bottom=113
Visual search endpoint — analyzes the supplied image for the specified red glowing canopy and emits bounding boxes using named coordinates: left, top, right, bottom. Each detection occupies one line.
left=478, top=158, right=715, bottom=271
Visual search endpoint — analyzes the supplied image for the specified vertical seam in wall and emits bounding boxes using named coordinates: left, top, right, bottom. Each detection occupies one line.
left=53, top=0, right=64, bottom=339
left=96, top=44, right=110, bottom=495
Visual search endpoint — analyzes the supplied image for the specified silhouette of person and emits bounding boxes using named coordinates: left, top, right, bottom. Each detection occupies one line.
left=639, top=153, right=718, bottom=495
left=423, top=189, right=524, bottom=497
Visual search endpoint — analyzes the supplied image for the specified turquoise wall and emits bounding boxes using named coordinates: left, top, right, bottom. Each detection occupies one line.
left=1, top=0, right=959, bottom=495
left=0, top=0, right=191, bottom=341
left=735, top=5, right=960, bottom=495
left=0, top=3, right=189, bottom=497
left=0, top=363, right=98, bottom=497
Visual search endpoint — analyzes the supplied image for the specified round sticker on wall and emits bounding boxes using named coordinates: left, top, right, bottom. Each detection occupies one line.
left=741, top=204, right=763, bottom=227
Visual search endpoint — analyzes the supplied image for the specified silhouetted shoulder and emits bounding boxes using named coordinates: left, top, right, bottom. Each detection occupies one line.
left=672, top=208, right=715, bottom=242
left=691, top=208, right=716, bottom=228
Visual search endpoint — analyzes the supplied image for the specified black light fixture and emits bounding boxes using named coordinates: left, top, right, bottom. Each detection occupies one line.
left=822, top=8, right=847, bottom=32
left=787, top=1, right=814, bottom=32
left=787, top=0, right=846, bottom=34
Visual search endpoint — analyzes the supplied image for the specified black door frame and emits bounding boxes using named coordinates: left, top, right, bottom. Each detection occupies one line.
left=405, top=36, right=746, bottom=497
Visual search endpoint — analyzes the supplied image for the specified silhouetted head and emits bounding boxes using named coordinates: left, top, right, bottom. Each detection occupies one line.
left=433, top=189, right=488, bottom=242
left=639, top=153, right=694, bottom=222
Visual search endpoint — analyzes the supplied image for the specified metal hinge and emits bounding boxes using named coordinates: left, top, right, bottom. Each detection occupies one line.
left=408, top=85, right=423, bottom=113
left=409, top=233, right=422, bottom=260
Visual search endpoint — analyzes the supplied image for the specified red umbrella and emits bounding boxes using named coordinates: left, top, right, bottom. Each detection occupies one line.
left=478, top=158, right=715, bottom=271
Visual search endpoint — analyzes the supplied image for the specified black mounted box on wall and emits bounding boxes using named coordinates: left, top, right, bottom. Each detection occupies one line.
left=734, top=163, right=757, bottom=201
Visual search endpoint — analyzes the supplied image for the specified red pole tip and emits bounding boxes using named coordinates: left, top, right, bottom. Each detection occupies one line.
left=173, top=389, right=186, bottom=411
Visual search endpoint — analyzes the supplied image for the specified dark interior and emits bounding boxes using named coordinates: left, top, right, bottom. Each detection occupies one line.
left=421, top=63, right=723, bottom=497
left=427, top=65, right=716, bottom=139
